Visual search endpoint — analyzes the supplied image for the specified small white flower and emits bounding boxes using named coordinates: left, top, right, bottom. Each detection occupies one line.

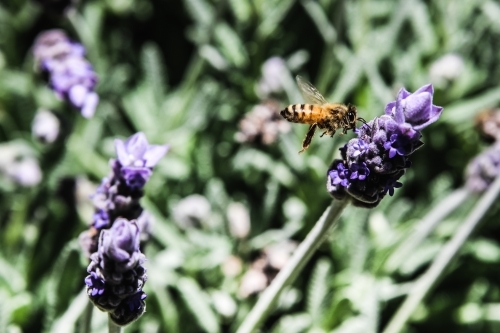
left=32, top=109, right=60, bottom=144
left=429, top=53, right=464, bottom=86
left=227, top=202, right=250, bottom=239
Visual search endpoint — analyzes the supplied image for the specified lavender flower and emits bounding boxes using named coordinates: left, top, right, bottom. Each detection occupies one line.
left=86, top=219, right=147, bottom=324
left=33, top=30, right=99, bottom=118
left=327, top=85, right=443, bottom=207
left=115, top=132, right=169, bottom=189
left=82, top=132, right=167, bottom=326
left=465, top=143, right=500, bottom=193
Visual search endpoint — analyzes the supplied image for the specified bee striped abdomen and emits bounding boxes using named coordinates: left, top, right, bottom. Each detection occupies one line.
left=280, top=104, right=318, bottom=124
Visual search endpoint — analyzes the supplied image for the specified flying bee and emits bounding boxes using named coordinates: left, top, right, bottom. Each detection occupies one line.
left=280, top=75, right=366, bottom=153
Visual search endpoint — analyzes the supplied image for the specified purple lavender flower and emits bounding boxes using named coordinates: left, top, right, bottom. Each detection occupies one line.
left=115, top=132, right=169, bottom=168
left=329, top=162, right=350, bottom=187
left=86, top=219, right=147, bottom=319
left=33, top=30, right=99, bottom=118
left=115, top=132, right=169, bottom=189
left=465, top=143, right=500, bottom=193
left=99, top=219, right=142, bottom=271
left=349, top=139, right=369, bottom=157
left=81, top=132, right=167, bottom=326
left=383, top=178, right=403, bottom=196
left=93, top=209, right=110, bottom=230
left=327, top=84, right=443, bottom=207
left=350, top=162, right=370, bottom=181
left=384, top=84, right=443, bottom=131
left=85, top=271, right=106, bottom=297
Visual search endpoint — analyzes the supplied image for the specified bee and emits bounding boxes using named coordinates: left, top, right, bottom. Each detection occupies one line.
left=280, top=76, right=366, bottom=153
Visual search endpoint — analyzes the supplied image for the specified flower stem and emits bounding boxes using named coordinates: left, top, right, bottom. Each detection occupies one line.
left=382, top=176, right=500, bottom=333
left=108, top=317, right=121, bottom=333
left=79, top=301, right=93, bottom=333
left=236, top=199, right=349, bottom=333
left=385, top=188, right=469, bottom=272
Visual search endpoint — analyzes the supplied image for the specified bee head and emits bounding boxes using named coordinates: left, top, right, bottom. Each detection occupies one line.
left=346, top=104, right=358, bottom=128
left=346, top=104, right=367, bottom=130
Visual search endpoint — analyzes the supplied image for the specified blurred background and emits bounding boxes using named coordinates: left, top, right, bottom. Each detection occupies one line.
left=2, top=0, right=500, bottom=332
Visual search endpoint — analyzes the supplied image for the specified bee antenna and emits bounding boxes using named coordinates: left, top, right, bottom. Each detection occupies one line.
left=357, top=117, right=367, bottom=125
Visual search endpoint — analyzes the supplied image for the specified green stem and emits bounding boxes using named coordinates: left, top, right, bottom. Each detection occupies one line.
left=385, top=188, right=469, bottom=272
left=382, top=176, right=500, bottom=333
left=108, top=317, right=121, bottom=333
left=236, top=199, right=349, bottom=333
left=79, top=301, right=93, bottom=333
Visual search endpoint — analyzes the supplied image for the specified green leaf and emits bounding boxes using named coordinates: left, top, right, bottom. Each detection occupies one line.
left=176, top=278, right=220, bottom=333
left=307, top=258, right=331, bottom=322
left=271, top=313, right=312, bottom=333
left=214, top=23, right=248, bottom=68
left=141, top=42, right=168, bottom=101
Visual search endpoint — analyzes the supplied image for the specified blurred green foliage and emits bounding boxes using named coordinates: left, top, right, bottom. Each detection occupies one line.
left=1, top=0, right=500, bottom=332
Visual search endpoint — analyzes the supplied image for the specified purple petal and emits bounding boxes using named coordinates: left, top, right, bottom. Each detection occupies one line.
left=404, top=92, right=432, bottom=119
left=81, top=92, right=99, bottom=118
left=411, top=105, right=444, bottom=131
left=103, top=219, right=140, bottom=262
left=413, top=83, right=434, bottom=95
left=394, top=89, right=406, bottom=124
left=384, top=101, right=396, bottom=115
left=121, top=167, right=152, bottom=189
left=143, top=144, right=169, bottom=168
left=125, top=133, right=148, bottom=163
left=403, top=91, right=444, bottom=130
left=115, top=139, right=131, bottom=166
left=68, top=84, right=88, bottom=107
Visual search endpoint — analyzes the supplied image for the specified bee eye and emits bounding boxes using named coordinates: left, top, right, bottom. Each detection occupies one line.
left=348, top=111, right=356, bottom=122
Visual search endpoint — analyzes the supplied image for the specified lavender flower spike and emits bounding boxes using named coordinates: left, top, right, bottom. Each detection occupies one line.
left=327, top=84, right=443, bottom=207
left=33, top=30, right=99, bottom=118
left=86, top=218, right=147, bottom=324
left=466, top=143, right=500, bottom=193
left=81, top=132, right=168, bottom=326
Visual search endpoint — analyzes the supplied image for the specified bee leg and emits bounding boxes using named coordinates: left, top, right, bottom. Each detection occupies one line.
left=329, top=130, right=336, bottom=137
left=299, top=123, right=317, bottom=153
left=320, top=131, right=328, bottom=138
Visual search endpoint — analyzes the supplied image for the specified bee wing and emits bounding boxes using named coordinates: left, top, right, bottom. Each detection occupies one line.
left=296, top=75, right=328, bottom=105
